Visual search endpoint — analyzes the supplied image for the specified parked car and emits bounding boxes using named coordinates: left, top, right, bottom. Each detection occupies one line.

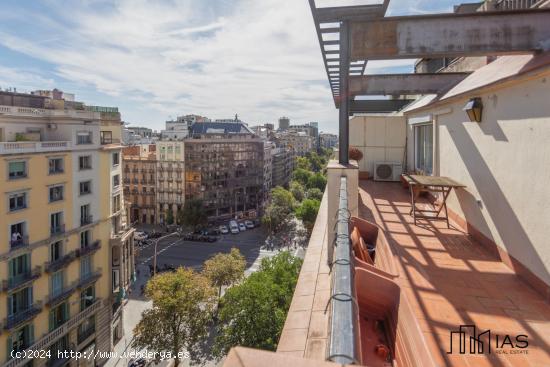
left=219, top=225, right=229, bottom=234
left=245, top=220, right=254, bottom=229
left=134, top=231, right=147, bottom=241
left=238, top=223, right=247, bottom=232
left=229, top=220, right=239, bottom=234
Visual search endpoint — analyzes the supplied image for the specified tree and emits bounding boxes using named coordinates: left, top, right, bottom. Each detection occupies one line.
left=203, top=248, right=246, bottom=307
left=295, top=199, right=321, bottom=232
left=213, top=252, right=302, bottom=357
left=307, top=152, right=324, bottom=172
left=293, top=168, right=313, bottom=186
left=295, top=156, right=311, bottom=171
left=289, top=181, right=305, bottom=202
left=307, top=172, right=327, bottom=191
left=262, top=187, right=295, bottom=234
left=165, top=209, right=174, bottom=225
left=178, top=198, right=207, bottom=230
left=306, top=187, right=323, bottom=201
left=133, top=268, right=216, bottom=366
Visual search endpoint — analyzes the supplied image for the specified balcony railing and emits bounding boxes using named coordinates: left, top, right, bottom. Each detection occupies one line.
left=77, top=269, right=102, bottom=289
left=10, top=236, right=29, bottom=251
left=46, top=283, right=77, bottom=307
left=2, top=266, right=42, bottom=292
left=80, top=215, right=93, bottom=226
left=77, top=324, right=96, bottom=345
left=328, top=176, right=358, bottom=364
left=0, top=141, right=72, bottom=155
left=76, top=240, right=101, bottom=258
left=45, top=252, right=77, bottom=273
left=50, top=224, right=65, bottom=235
left=4, top=302, right=43, bottom=330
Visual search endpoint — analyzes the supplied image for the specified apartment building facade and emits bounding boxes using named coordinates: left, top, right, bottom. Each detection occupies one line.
left=156, top=141, right=185, bottom=225
left=185, top=122, right=266, bottom=221
left=271, top=147, right=294, bottom=189
left=0, top=91, right=134, bottom=366
left=123, top=145, right=157, bottom=225
left=274, top=131, right=315, bottom=157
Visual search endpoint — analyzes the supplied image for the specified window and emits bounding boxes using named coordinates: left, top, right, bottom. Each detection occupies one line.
left=80, top=285, right=95, bottom=311
left=78, top=316, right=95, bottom=343
left=100, top=131, right=113, bottom=145
left=112, top=268, right=120, bottom=291
left=8, top=161, right=26, bottom=179
left=9, top=192, right=27, bottom=211
left=81, top=255, right=92, bottom=279
left=80, top=181, right=92, bottom=195
left=9, top=323, right=33, bottom=355
left=80, top=204, right=91, bottom=226
left=112, top=174, right=120, bottom=188
left=77, top=131, right=92, bottom=145
left=49, top=302, right=69, bottom=331
left=9, top=254, right=30, bottom=282
left=51, top=270, right=64, bottom=297
left=414, top=124, right=434, bottom=175
left=48, top=158, right=64, bottom=174
left=50, top=212, right=64, bottom=234
left=79, top=155, right=92, bottom=170
left=80, top=230, right=90, bottom=248
left=50, top=241, right=62, bottom=263
left=112, top=152, right=120, bottom=166
left=112, top=194, right=121, bottom=213
left=10, top=222, right=26, bottom=248
left=49, top=185, right=64, bottom=202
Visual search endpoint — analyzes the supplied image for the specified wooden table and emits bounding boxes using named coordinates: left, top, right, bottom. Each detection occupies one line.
left=403, top=175, right=466, bottom=228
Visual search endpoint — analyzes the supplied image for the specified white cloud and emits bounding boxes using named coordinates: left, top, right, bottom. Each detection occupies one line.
left=0, top=0, right=338, bottom=132
left=0, top=65, right=55, bottom=92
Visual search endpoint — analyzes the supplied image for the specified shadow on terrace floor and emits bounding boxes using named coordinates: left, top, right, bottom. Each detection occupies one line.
left=358, top=180, right=550, bottom=367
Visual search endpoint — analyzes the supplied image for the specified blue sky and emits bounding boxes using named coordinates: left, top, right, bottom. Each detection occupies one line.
left=0, top=0, right=460, bottom=133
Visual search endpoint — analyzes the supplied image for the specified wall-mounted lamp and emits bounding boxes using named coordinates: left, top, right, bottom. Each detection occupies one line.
left=463, top=97, right=483, bottom=123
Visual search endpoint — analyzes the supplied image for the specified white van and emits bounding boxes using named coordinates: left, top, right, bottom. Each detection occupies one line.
left=229, top=220, right=239, bottom=234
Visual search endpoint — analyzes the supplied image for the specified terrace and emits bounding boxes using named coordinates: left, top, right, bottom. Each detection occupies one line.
left=223, top=0, right=550, bottom=366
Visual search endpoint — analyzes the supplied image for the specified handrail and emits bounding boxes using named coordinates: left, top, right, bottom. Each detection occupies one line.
left=328, top=176, right=359, bottom=364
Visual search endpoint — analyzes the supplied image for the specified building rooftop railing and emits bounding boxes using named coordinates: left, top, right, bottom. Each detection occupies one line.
left=328, top=176, right=359, bottom=364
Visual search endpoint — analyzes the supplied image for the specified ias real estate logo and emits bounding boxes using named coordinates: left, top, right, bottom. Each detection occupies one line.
left=447, top=325, right=529, bottom=355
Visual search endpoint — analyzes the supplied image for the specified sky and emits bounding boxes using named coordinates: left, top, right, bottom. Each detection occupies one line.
left=0, top=0, right=460, bottom=134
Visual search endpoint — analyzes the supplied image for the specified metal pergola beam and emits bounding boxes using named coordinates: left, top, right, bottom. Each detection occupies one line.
left=315, top=4, right=385, bottom=23
left=351, top=9, right=550, bottom=60
left=349, top=72, right=470, bottom=95
left=350, top=99, right=414, bottom=113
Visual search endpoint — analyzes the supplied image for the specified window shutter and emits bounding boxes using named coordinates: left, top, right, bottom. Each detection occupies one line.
left=49, top=310, right=54, bottom=332
left=28, top=324, right=34, bottom=344
left=6, top=335, right=12, bottom=355
left=8, top=259, right=14, bottom=279
left=8, top=295, right=13, bottom=315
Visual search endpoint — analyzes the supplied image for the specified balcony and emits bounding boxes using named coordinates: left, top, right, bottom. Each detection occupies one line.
left=4, top=302, right=42, bottom=330
left=80, top=215, right=93, bottom=226
left=2, top=266, right=41, bottom=292
left=45, top=252, right=77, bottom=273
left=77, top=324, right=96, bottom=345
left=0, top=141, right=72, bottom=155
left=76, top=240, right=101, bottom=257
left=77, top=269, right=102, bottom=289
left=46, top=283, right=77, bottom=307
left=225, top=167, right=550, bottom=367
left=50, top=224, right=65, bottom=236
left=10, top=236, right=29, bottom=251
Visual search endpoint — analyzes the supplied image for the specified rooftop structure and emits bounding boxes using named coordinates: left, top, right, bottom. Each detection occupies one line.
left=223, top=1, right=550, bottom=366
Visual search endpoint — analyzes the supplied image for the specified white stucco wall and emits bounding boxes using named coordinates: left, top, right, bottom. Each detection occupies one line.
left=406, top=74, right=550, bottom=287
left=349, top=115, right=407, bottom=175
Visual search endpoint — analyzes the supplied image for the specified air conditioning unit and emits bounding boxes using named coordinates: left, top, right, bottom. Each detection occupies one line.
left=374, top=162, right=403, bottom=182
left=47, top=123, right=57, bottom=130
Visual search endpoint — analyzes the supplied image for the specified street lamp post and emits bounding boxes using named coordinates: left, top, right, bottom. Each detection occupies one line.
left=153, top=232, right=180, bottom=276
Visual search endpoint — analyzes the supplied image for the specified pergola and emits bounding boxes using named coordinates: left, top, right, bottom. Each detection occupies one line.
left=308, top=0, right=550, bottom=164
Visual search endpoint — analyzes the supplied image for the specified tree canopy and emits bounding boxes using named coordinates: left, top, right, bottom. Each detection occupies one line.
left=293, top=168, right=313, bottom=186
left=177, top=198, right=208, bottom=230
left=306, top=187, right=323, bottom=201
left=289, top=180, right=305, bottom=202
left=307, top=172, right=327, bottom=191
left=295, top=198, right=321, bottom=232
left=203, top=248, right=246, bottom=302
left=213, top=252, right=303, bottom=357
left=133, top=268, right=216, bottom=366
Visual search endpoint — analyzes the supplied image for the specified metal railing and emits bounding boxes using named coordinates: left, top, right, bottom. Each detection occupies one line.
left=45, top=251, right=77, bottom=273
left=2, top=266, right=42, bottom=292
left=80, top=215, right=93, bottom=226
left=77, top=269, right=102, bottom=289
left=50, top=224, right=65, bottom=235
left=76, top=240, right=101, bottom=258
left=4, top=302, right=43, bottom=330
left=9, top=236, right=29, bottom=251
left=328, top=176, right=359, bottom=364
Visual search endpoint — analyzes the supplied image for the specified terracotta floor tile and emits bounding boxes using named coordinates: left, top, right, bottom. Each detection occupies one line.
left=356, top=180, right=550, bottom=367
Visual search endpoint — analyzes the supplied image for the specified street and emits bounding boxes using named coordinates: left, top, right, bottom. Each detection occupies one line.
left=108, top=226, right=306, bottom=367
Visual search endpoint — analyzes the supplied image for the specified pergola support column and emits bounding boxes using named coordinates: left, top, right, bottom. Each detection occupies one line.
left=338, top=21, right=350, bottom=165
